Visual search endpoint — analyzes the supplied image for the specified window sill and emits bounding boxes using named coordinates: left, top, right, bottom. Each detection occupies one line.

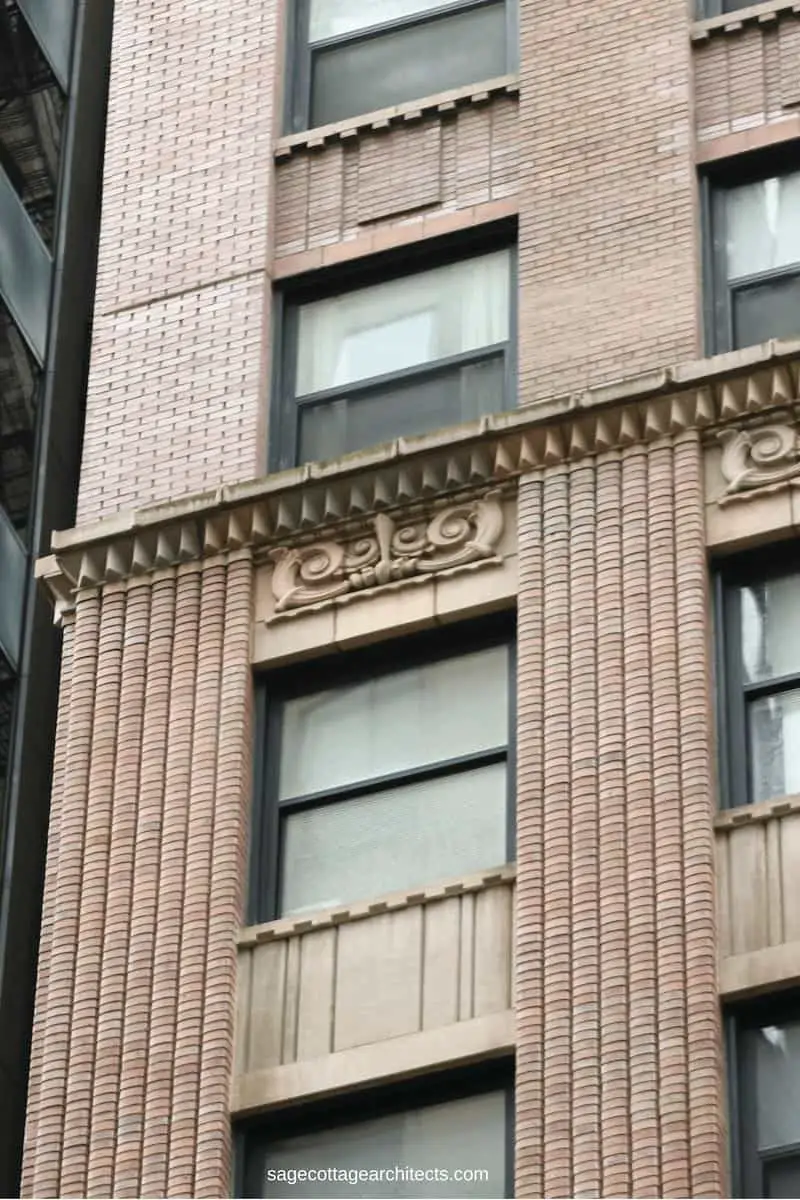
left=239, top=863, right=516, bottom=945
left=714, top=792, right=800, bottom=828
left=691, top=0, right=800, bottom=42
left=275, top=74, right=519, bottom=159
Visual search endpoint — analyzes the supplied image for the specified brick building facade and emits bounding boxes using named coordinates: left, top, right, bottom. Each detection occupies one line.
left=18, top=0, right=800, bottom=1196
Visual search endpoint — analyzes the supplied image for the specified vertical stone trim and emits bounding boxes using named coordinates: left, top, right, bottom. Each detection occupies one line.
left=141, top=564, right=203, bottom=1199
left=569, top=461, right=600, bottom=1197
left=515, top=474, right=545, bottom=1199
left=21, top=614, right=75, bottom=1197
left=515, top=442, right=724, bottom=1197
left=115, top=573, right=176, bottom=1198
left=62, top=585, right=126, bottom=1196
left=195, top=550, right=254, bottom=1197
left=674, top=434, right=726, bottom=1198
left=88, top=580, right=152, bottom=1196
left=32, top=592, right=100, bottom=1197
left=167, top=560, right=227, bottom=1196
left=22, top=554, right=254, bottom=1196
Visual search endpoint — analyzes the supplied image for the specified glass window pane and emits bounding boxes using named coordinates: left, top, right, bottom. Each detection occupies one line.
left=752, top=1020, right=800, bottom=1153
left=740, top=575, right=800, bottom=684
left=732, top=273, right=800, bottom=349
left=765, top=1155, right=800, bottom=1200
left=309, top=0, right=454, bottom=42
left=249, top=1088, right=507, bottom=1199
left=280, top=761, right=507, bottom=915
left=297, top=353, right=505, bottom=464
left=279, top=645, right=508, bottom=800
left=0, top=1, right=66, bottom=249
left=310, top=2, right=507, bottom=128
left=0, top=651, right=15, bottom=824
left=749, top=689, right=800, bottom=804
left=0, top=298, right=40, bottom=538
left=725, top=172, right=800, bottom=281
left=296, top=251, right=510, bottom=396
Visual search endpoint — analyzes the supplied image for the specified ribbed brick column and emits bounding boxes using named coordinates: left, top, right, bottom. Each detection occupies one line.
left=515, top=435, right=724, bottom=1199
left=22, top=553, right=253, bottom=1198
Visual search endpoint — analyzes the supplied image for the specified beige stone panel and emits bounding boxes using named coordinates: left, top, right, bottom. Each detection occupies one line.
left=282, top=937, right=302, bottom=1065
left=296, top=929, right=336, bottom=1063
left=420, top=898, right=461, bottom=1031
left=248, top=940, right=287, bottom=1071
left=702, top=444, right=726, bottom=506
left=779, top=813, right=800, bottom=943
left=234, top=950, right=253, bottom=1077
left=473, top=883, right=513, bottom=1016
left=705, top=490, right=794, bottom=550
left=434, top=558, right=517, bottom=623
left=720, top=940, right=800, bottom=999
left=252, top=608, right=337, bottom=668
left=232, top=1010, right=515, bottom=1115
left=334, top=582, right=436, bottom=650
left=333, top=908, right=424, bottom=1051
left=715, top=831, right=732, bottom=960
left=727, top=823, right=769, bottom=956
left=458, top=893, right=476, bottom=1022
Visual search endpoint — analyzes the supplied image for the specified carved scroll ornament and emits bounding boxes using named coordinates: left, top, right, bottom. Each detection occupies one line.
left=269, top=492, right=504, bottom=612
left=718, top=424, right=800, bottom=496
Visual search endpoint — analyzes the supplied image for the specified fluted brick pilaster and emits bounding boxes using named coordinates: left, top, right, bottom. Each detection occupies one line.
left=515, top=436, right=725, bottom=1199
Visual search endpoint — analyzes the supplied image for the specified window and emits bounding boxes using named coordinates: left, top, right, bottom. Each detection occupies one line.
left=251, top=624, right=514, bottom=922
left=716, top=549, right=800, bottom=808
left=728, top=995, right=800, bottom=1198
left=706, top=160, right=800, bottom=352
left=287, top=0, right=516, bottom=132
left=697, top=0, right=773, bottom=15
left=0, top=297, right=40, bottom=540
left=274, top=247, right=514, bottom=471
left=0, top=0, right=66, bottom=249
left=239, top=1065, right=514, bottom=1198
left=0, top=651, right=16, bottom=866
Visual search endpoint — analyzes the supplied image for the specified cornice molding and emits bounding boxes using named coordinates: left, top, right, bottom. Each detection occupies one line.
left=35, top=340, right=800, bottom=609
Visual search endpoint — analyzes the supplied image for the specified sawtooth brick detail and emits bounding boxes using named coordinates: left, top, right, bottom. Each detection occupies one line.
left=21, top=556, right=253, bottom=1199
left=694, top=16, right=800, bottom=143
left=274, top=96, right=519, bottom=258
left=514, top=436, right=725, bottom=1198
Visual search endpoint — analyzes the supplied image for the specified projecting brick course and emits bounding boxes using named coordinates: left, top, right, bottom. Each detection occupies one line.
left=514, top=436, right=725, bottom=1199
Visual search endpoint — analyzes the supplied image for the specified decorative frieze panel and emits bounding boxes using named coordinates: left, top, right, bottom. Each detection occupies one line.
left=269, top=493, right=504, bottom=613
left=718, top=421, right=800, bottom=502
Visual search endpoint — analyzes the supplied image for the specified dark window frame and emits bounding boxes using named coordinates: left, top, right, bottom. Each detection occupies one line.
left=726, top=990, right=800, bottom=1198
left=269, top=223, right=518, bottom=474
left=234, top=1057, right=516, bottom=1199
left=249, top=612, right=517, bottom=926
left=701, top=143, right=800, bottom=355
left=714, top=540, right=800, bottom=810
left=285, top=0, right=518, bottom=134
left=697, top=0, right=776, bottom=15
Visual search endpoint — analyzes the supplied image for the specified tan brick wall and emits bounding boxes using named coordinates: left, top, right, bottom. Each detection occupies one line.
left=515, top=436, right=725, bottom=1198
left=695, top=17, right=800, bottom=145
left=275, top=95, right=518, bottom=259
left=77, top=0, right=281, bottom=524
left=517, top=0, right=701, bottom=401
left=21, top=556, right=253, bottom=1198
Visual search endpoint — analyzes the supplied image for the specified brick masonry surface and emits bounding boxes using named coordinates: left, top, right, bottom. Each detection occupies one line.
left=76, top=0, right=281, bottom=524
left=517, top=0, right=701, bottom=400
left=274, top=96, right=519, bottom=257
left=515, top=434, right=725, bottom=1199
left=21, top=556, right=253, bottom=1199
left=695, top=17, right=800, bottom=143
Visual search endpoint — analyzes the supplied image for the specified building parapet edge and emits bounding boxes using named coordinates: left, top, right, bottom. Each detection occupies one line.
left=35, top=339, right=800, bottom=607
